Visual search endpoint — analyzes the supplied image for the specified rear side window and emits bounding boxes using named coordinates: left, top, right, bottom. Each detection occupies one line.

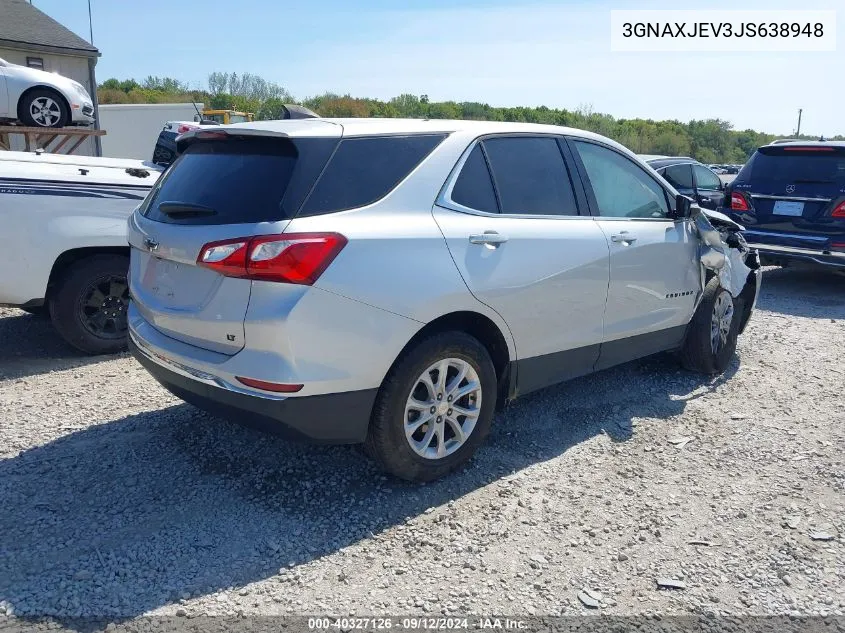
left=482, top=136, right=579, bottom=215
left=451, top=145, right=499, bottom=213
left=299, top=134, right=446, bottom=216
left=662, top=164, right=693, bottom=190
left=141, top=137, right=337, bottom=225
left=742, top=148, right=845, bottom=185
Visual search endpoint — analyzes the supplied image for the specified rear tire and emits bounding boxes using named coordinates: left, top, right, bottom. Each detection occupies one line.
left=18, top=88, right=70, bottom=128
left=48, top=255, right=130, bottom=355
left=680, top=276, right=739, bottom=374
left=365, top=332, right=497, bottom=482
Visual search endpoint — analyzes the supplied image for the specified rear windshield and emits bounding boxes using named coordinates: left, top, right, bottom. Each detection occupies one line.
left=141, top=137, right=337, bottom=225
left=141, top=133, right=445, bottom=225
left=741, top=148, right=845, bottom=185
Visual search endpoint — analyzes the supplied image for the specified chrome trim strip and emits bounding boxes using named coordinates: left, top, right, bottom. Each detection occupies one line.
left=750, top=194, right=831, bottom=203
left=743, top=229, right=828, bottom=242
left=748, top=243, right=845, bottom=258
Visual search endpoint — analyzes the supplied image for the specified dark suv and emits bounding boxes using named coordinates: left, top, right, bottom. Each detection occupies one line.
left=645, top=157, right=726, bottom=210
left=721, top=142, right=845, bottom=270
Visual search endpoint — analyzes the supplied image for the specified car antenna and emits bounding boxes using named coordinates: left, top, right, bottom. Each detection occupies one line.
left=191, top=98, right=203, bottom=123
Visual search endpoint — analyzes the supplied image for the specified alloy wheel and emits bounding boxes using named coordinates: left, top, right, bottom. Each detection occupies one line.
left=710, top=291, right=734, bottom=355
left=29, top=96, right=62, bottom=127
left=404, top=358, right=482, bottom=459
left=79, top=275, right=129, bottom=340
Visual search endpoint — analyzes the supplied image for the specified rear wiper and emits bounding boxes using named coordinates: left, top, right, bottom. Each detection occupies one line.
left=158, top=202, right=218, bottom=217
left=793, top=178, right=834, bottom=184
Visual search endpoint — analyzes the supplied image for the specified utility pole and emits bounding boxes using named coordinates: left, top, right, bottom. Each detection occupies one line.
left=796, top=108, right=803, bottom=136
left=88, top=0, right=94, bottom=45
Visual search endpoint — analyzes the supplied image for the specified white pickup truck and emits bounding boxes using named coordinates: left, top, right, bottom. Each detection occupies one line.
left=0, top=150, right=162, bottom=354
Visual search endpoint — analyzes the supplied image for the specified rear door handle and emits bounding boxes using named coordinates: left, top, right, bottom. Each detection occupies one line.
left=610, top=232, right=637, bottom=244
left=469, top=232, right=509, bottom=246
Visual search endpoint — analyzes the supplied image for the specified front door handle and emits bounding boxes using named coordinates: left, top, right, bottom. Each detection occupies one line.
left=610, top=232, right=637, bottom=244
left=469, top=231, right=509, bottom=247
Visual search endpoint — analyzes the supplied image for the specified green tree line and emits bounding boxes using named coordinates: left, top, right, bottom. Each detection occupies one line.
left=98, top=74, right=842, bottom=164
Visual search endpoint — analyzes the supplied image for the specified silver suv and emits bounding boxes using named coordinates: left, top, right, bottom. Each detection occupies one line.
left=127, top=119, right=761, bottom=481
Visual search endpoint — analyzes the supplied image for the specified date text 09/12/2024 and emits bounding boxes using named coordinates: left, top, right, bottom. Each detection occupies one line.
left=308, top=617, right=528, bottom=630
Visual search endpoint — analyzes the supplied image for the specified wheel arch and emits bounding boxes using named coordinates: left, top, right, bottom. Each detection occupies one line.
left=17, top=85, right=71, bottom=121
left=395, top=310, right=514, bottom=408
left=46, top=246, right=130, bottom=300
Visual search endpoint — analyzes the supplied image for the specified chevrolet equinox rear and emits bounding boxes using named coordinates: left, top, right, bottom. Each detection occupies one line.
left=129, top=118, right=761, bottom=481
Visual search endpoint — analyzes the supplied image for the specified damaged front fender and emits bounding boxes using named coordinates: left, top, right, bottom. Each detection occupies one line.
left=693, top=206, right=758, bottom=299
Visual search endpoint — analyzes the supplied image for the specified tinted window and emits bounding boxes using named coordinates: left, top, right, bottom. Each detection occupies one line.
left=451, top=145, right=498, bottom=213
left=480, top=137, right=578, bottom=215
left=300, top=134, right=446, bottom=216
left=573, top=141, right=669, bottom=219
left=662, top=164, right=693, bottom=190
left=142, top=137, right=336, bottom=225
left=742, top=148, right=845, bottom=185
left=693, top=164, right=722, bottom=190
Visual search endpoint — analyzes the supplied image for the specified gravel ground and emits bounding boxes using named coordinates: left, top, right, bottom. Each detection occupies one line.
left=1, top=266, right=843, bottom=622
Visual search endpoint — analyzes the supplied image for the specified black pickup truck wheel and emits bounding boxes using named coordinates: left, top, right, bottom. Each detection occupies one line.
left=48, top=254, right=130, bottom=355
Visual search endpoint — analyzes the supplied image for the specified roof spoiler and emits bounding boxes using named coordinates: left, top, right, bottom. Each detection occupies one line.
left=175, top=109, right=335, bottom=154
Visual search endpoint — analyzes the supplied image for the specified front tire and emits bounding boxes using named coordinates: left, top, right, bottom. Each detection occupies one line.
left=18, top=89, right=70, bottom=128
left=365, top=332, right=497, bottom=482
left=680, top=276, right=739, bottom=374
left=48, top=255, right=130, bottom=355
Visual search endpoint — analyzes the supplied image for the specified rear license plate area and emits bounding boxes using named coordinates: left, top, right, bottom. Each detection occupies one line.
left=772, top=200, right=804, bottom=216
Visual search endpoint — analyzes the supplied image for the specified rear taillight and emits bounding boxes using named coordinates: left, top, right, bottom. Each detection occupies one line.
left=831, top=201, right=845, bottom=218
left=731, top=192, right=750, bottom=211
left=197, top=232, right=347, bottom=285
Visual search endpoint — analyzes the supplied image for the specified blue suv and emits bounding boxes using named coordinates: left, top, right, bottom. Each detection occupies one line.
left=721, top=142, right=845, bottom=270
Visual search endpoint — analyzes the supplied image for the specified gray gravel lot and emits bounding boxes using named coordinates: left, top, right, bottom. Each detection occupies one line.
left=1, top=267, right=843, bottom=621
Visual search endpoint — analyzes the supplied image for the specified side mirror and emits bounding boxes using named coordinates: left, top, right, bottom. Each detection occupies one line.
left=675, top=194, right=693, bottom=218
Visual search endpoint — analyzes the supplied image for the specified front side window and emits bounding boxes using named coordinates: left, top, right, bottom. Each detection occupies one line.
left=481, top=136, right=579, bottom=216
left=573, top=141, right=669, bottom=219
left=693, top=164, right=722, bottom=191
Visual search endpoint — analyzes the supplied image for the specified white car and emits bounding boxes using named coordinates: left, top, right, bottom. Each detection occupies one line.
left=0, top=57, right=95, bottom=128
left=0, top=150, right=162, bottom=353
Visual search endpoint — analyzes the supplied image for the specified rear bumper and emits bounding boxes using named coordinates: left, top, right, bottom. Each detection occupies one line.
left=751, top=243, right=845, bottom=270
left=130, top=335, right=376, bottom=444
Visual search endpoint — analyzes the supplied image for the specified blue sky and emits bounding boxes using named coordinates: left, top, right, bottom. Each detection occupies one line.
left=30, top=0, right=845, bottom=136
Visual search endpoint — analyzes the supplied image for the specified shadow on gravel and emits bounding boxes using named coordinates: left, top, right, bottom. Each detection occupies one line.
left=756, top=267, right=845, bottom=320
left=0, top=354, right=734, bottom=618
left=0, top=310, right=119, bottom=381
